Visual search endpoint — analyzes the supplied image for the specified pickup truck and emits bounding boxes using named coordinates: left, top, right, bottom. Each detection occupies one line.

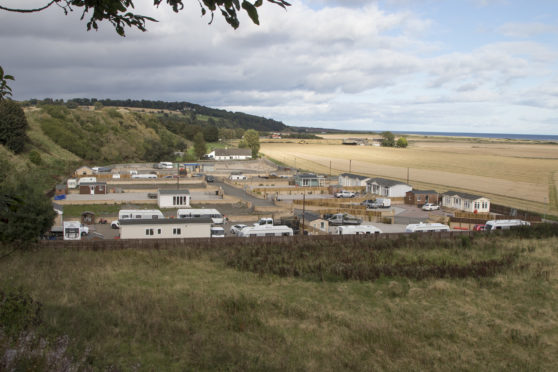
left=334, top=190, right=356, bottom=198
left=327, top=213, right=362, bottom=226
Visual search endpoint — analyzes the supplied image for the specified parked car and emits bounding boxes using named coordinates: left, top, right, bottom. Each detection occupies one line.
left=111, top=220, right=120, bottom=229
left=327, top=213, right=362, bottom=226
left=473, top=224, right=486, bottom=231
left=192, top=173, right=203, bottom=178
left=334, top=190, right=356, bottom=198
left=422, top=203, right=440, bottom=211
left=366, top=198, right=391, bottom=209
left=230, top=224, right=248, bottom=235
left=205, top=175, right=215, bottom=183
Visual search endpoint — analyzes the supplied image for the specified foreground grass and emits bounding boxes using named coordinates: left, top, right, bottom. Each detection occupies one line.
left=1, top=235, right=557, bottom=371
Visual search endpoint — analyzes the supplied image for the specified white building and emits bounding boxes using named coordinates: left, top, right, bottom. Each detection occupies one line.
left=207, top=148, right=252, bottom=161
left=441, top=191, right=490, bottom=213
left=119, top=218, right=212, bottom=239
left=366, top=177, right=412, bottom=197
left=157, top=189, right=191, bottom=208
left=338, top=173, right=370, bottom=187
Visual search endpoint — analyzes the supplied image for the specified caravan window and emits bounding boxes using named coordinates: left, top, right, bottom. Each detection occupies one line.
left=173, top=228, right=181, bottom=235
left=265, top=232, right=275, bottom=237
left=282, top=232, right=290, bottom=236
left=136, top=214, right=142, bottom=219
left=146, top=229, right=154, bottom=235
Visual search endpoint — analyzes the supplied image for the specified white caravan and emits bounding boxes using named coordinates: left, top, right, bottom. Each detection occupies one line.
left=77, top=177, right=97, bottom=185
left=67, top=178, right=78, bottom=189
left=159, top=162, right=174, bottom=169
left=406, top=223, right=451, bottom=233
left=485, top=219, right=530, bottom=231
left=336, top=225, right=382, bottom=235
left=238, top=225, right=293, bottom=237
left=132, top=174, right=157, bottom=179
left=118, top=209, right=164, bottom=220
left=177, top=208, right=224, bottom=224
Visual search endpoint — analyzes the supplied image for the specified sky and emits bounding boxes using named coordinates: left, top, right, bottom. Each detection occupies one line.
left=2, top=0, right=558, bottom=134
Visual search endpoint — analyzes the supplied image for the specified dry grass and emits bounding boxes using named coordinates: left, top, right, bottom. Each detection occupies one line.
left=1, top=235, right=557, bottom=370
left=260, top=141, right=558, bottom=214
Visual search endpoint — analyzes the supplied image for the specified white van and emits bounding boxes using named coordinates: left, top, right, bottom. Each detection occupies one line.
left=336, top=225, right=382, bottom=235
left=210, top=226, right=225, bottom=238
left=67, top=178, right=77, bottom=189
left=485, top=219, right=530, bottom=231
left=177, top=208, right=224, bottom=224
left=229, top=174, right=247, bottom=180
left=238, top=225, right=293, bottom=237
left=406, top=223, right=450, bottom=233
left=63, top=221, right=89, bottom=240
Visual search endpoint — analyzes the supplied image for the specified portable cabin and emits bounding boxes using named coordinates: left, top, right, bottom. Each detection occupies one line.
left=119, top=218, right=212, bottom=239
left=158, top=189, right=191, bottom=208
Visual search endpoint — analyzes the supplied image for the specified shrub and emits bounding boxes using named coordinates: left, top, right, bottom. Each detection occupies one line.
left=28, top=150, right=42, bottom=165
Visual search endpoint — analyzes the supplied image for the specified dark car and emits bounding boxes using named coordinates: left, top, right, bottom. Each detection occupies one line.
left=205, top=175, right=215, bottom=182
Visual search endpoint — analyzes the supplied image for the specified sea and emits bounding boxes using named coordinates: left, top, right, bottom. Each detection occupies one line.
left=390, top=131, right=558, bottom=142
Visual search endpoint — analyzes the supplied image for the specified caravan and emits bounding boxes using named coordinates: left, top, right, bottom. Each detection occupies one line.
left=406, top=223, right=450, bottom=233
left=113, top=209, right=165, bottom=229
left=177, top=208, right=224, bottom=224
left=238, top=224, right=293, bottom=237
left=63, top=221, right=89, bottom=240
left=159, top=162, right=174, bottom=169
left=336, top=225, right=382, bottom=235
left=485, top=219, right=530, bottom=231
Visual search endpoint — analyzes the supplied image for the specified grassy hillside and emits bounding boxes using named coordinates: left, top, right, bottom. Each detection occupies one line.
left=1, top=229, right=557, bottom=370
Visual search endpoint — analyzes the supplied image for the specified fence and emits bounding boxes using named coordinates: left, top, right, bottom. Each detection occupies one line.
left=490, top=203, right=542, bottom=221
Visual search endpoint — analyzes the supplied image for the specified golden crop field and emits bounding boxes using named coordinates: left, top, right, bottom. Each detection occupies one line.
left=260, top=139, right=558, bottom=214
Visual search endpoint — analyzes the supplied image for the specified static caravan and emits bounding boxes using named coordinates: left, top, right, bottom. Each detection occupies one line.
left=67, top=178, right=78, bottom=189
left=177, top=208, right=224, bottom=224
left=485, top=219, right=530, bottom=231
left=238, top=225, right=293, bottom=237
left=406, top=223, right=450, bottom=233
left=159, top=162, right=174, bottom=169
left=336, top=225, right=382, bottom=235
left=119, top=218, right=212, bottom=239
left=118, top=209, right=165, bottom=221
left=132, top=174, right=157, bottom=179
left=77, top=177, right=97, bottom=186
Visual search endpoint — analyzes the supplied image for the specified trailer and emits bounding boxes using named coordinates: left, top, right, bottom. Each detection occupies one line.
left=132, top=174, right=157, bottom=179
left=406, top=223, right=450, bottom=233
left=336, top=225, right=382, bottom=235
left=63, top=221, right=89, bottom=240
left=177, top=208, right=224, bottom=224
left=238, top=225, right=293, bottom=237
left=485, top=219, right=530, bottom=231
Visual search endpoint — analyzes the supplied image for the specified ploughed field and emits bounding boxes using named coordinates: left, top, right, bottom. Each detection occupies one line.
left=260, top=139, right=558, bottom=214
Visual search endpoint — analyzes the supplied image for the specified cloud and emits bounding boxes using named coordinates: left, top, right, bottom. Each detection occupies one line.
left=498, top=22, right=558, bottom=38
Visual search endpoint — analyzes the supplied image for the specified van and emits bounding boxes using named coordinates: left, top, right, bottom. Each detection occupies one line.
left=63, top=221, right=89, bottom=240
left=336, top=225, right=382, bottom=235
left=406, top=223, right=450, bottom=233
left=210, top=226, right=225, bottom=238
left=485, top=219, right=530, bottom=231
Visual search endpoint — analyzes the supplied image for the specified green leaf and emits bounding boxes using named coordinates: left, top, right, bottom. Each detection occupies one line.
left=242, top=1, right=259, bottom=25
left=255, top=0, right=263, bottom=6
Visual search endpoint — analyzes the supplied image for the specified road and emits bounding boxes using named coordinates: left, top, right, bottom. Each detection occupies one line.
left=214, top=181, right=275, bottom=207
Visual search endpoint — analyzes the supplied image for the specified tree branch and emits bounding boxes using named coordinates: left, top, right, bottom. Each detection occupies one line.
left=0, top=0, right=57, bottom=13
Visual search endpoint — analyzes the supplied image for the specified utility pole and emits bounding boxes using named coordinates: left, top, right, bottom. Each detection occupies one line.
left=407, top=167, right=409, bottom=185
left=176, top=162, right=179, bottom=189
left=349, top=159, right=352, bottom=173
left=329, top=160, right=332, bottom=178
left=302, top=193, right=306, bottom=235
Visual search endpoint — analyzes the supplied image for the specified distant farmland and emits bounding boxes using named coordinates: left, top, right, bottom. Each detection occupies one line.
left=260, top=140, right=558, bottom=214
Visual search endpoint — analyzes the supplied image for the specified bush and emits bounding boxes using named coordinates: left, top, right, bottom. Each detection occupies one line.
left=0, top=289, right=42, bottom=338
left=0, top=100, right=28, bottom=153
left=28, top=150, right=42, bottom=165
left=396, top=137, right=408, bottom=148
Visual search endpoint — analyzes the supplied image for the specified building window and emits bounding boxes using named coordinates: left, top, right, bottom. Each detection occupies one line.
left=173, top=228, right=181, bottom=235
left=157, top=229, right=161, bottom=234
left=464, top=201, right=470, bottom=209
left=474, top=202, right=480, bottom=209
left=482, top=202, right=488, bottom=209
left=146, top=229, right=154, bottom=236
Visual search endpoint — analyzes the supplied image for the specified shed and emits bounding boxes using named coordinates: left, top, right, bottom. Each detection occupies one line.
left=75, top=166, right=94, bottom=176
left=366, top=177, right=412, bottom=197
left=55, top=184, right=67, bottom=196
left=158, top=189, right=191, bottom=208
left=405, top=190, right=439, bottom=206
left=81, top=211, right=95, bottom=225
left=79, top=182, right=107, bottom=195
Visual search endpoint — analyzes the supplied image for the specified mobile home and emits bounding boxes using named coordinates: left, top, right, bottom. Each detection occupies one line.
left=177, top=208, right=224, bottom=224
left=485, top=219, right=530, bottom=231
left=119, top=218, right=212, bottom=239
left=406, top=223, right=450, bottom=233
left=118, top=209, right=165, bottom=221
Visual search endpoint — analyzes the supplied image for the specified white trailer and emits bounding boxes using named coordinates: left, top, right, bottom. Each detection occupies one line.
left=159, top=162, right=174, bottom=169
left=118, top=209, right=165, bottom=220
left=177, top=208, right=224, bottom=224
left=238, top=225, right=293, bottom=237
left=336, top=225, right=382, bottom=235
left=229, top=174, right=247, bottom=180
left=485, top=219, right=530, bottom=231
left=67, top=178, right=78, bottom=189
left=406, top=223, right=450, bottom=233
left=132, top=174, right=157, bottom=179
left=77, top=177, right=97, bottom=185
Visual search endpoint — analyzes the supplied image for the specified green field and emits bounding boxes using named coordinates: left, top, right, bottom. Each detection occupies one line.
left=1, top=229, right=557, bottom=371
